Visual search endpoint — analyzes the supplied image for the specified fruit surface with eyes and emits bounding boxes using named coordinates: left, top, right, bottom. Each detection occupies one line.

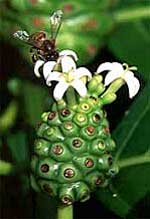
left=31, top=96, right=116, bottom=205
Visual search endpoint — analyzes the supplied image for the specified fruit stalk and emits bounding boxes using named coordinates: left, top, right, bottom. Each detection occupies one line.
left=57, top=204, right=73, bottom=219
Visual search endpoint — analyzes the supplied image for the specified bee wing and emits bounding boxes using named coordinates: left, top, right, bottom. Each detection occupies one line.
left=13, top=30, right=30, bottom=42
left=50, top=10, right=63, bottom=39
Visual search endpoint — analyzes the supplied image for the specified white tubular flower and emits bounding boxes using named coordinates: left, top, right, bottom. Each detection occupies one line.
left=59, top=49, right=78, bottom=61
left=34, top=50, right=78, bottom=79
left=46, top=56, right=92, bottom=101
left=34, top=60, right=56, bottom=82
left=34, top=60, right=44, bottom=77
left=96, top=62, right=140, bottom=98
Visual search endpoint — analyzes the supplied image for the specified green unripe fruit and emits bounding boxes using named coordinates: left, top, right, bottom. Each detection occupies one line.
left=31, top=96, right=116, bottom=205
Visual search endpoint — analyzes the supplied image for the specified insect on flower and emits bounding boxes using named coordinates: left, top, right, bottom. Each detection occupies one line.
left=13, top=10, right=63, bottom=63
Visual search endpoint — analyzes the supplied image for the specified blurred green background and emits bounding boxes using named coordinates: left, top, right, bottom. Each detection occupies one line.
left=0, top=0, right=150, bottom=218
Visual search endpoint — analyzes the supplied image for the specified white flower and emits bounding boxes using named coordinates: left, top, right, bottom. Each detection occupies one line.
left=46, top=56, right=92, bottom=101
left=96, top=62, right=140, bottom=98
left=59, top=49, right=78, bottom=61
left=34, top=49, right=78, bottom=79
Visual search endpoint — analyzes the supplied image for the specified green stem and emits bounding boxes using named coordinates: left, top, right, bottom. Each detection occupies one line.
left=66, top=87, right=77, bottom=106
left=116, top=153, right=150, bottom=170
left=57, top=205, right=73, bottom=219
left=102, top=78, right=124, bottom=97
left=100, top=78, right=124, bottom=105
left=114, top=6, right=150, bottom=23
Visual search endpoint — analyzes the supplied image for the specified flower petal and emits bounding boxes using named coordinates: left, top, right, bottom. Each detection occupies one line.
left=125, top=71, right=140, bottom=98
left=96, top=62, right=113, bottom=74
left=96, top=62, right=123, bottom=74
left=53, top=81, right=69, bottom=101
left=59, top=49, right=78, bottom=61
left=112, top=62, right=124, bottom=72
left=72, top=67, right=92, bottom=80
left=71, top=80, right=87, bottom=97
left=61, top=56, right=76, bottom=73
left=104, top=70, right=121, bottom=86
left=46, top=71, right=62, bottom=86
left=34, top=60, right=44, bottom=77
left=43, top=61, right=56, bottom=79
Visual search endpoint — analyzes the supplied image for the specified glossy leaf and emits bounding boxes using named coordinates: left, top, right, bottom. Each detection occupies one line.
left=22, top=82, right=48, bottom=126
left=97, top=85, right=150, bottom=216
left=108, top=20, right=150, bottom=81
left=7, top=131, right=29, bottom=163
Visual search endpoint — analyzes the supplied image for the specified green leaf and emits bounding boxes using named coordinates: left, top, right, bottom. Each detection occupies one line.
left=22, top=82, right=48, bottom=126
left=7, top=131, right=29, bottom=163
left=113, top=86, right=150, bottom=160
left=108, top=20, right=150, bottom=81
left=97, top=85, right=150, bottom=216
left=97, top=187, right=131, bottom=216
left=7, top=131, right=30, bottom=192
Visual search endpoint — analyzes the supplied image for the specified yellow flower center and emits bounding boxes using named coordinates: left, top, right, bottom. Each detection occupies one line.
left=62, top=68, right=75, bottom=83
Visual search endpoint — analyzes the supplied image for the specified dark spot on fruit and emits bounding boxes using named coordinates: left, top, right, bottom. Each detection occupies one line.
left=41, top=164, right=49, bottom=173
left=65, top=122, right=72, bottom=130
left=81, top=103, right=89, bottom=111
left=97, top=140, right=105, bottom=150
left=95, top=177, right=103, bottom=186
left=76, top=113, right=86, bottom=122
left=61, top=109, right=70, bottom=117
left=72, top=139, right=82, bottom=148
left=108, top=156, right=113, bottom=166
left=52, top=145, right=63, bottom=155
left=86, top=126, right=95, bottom=135
left=85, top=158, right=94, bottom=168
left=48, top=111, right=56, bottom=120
left=109, top=169, right=116, bottom=177
left=43, top=184, right=53, bottom=194
left=62, top=196, right=72, bottom=205
left=93, top=114, right=101, bottom=122
left=80, top=192, right=88, bottom=201
left=64, top=168, right=75, bottom=178
left=104, top=127, right=110, bottom=133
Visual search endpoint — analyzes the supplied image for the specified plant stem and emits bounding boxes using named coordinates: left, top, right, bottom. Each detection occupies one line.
left=102, top=78, right=124, bottom=97
left=66, top=87, right=77, bottom=106
left=114, top=6, right=150, bottom=23
left=57, top=205, right=73, bottom=219
left=116, top=153, right=150, bottom=170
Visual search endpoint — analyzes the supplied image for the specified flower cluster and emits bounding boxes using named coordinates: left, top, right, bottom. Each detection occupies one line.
left=34, top=50, right=140, bottom=101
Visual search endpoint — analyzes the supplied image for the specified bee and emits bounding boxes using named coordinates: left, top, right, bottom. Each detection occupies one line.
left=13, top=10, right=63, bottom=63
